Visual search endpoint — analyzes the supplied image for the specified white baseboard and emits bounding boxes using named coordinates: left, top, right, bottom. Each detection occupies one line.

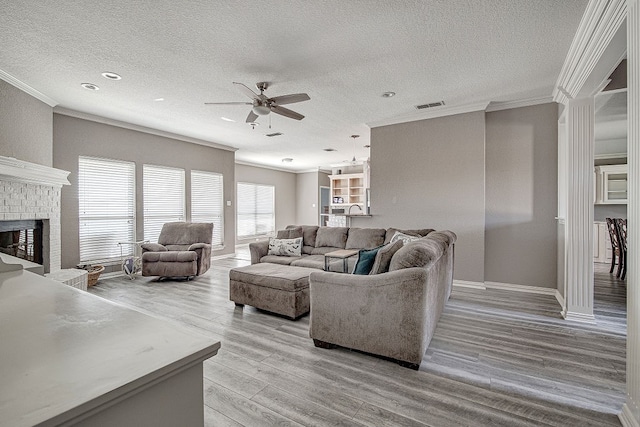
left=562, top=310, right=596, bottom=323
left=452, top=280, right=486, bottom=290
left=555, top=290, right=565, bottom=310
left=620, top=404, right=640, bottom=427
left=484, top=281, right=557, bottom=295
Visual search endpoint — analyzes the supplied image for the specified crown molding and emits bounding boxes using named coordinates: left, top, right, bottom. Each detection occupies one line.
left=553, top=0, right=627, bottom=104
left=367, top=101, right=490, bottom=128
left=485, top=96, right=554, bottom=112
left=234, top=160, right=295, bottom=174
left=594, top=152, right=627, bottom=160
left=53, top=107, right=237, bottom=152
left=0, top=69, right=58, bottom=107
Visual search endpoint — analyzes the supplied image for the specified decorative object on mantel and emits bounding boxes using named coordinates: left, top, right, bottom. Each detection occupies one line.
left=78, top=264, right=105, bottom=286
left=0, top=257, right=23, bottom=273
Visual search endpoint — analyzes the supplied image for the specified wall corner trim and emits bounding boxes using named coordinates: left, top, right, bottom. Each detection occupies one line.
left=0, top=69, right=58, bottom=107
left=620, top=403, right=640, bottom=427
left=555, top=290, right=566, bottom=310
left=485, top=96, right=554, bottom=112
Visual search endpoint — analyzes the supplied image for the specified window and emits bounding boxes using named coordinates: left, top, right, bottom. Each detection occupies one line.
left=237, top=182, right=275, bottom=239
left=143, top=164, right=185, bottom=243
left=78, top=156, right=135, bottom=263
left=191, top=170, right=224, bottom=247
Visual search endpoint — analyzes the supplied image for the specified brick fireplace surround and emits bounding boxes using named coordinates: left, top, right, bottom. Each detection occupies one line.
left=0, top=156, right=70, bottom=273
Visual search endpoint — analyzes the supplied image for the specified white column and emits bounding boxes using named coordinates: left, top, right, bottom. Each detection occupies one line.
left=621, top=0, right=640, bottom=425
left=563, top=97, right=595, bottom=322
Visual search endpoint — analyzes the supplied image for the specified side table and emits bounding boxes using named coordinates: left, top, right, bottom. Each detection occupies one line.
left=324, top=249, right=359, bottom=273
left=45, top=269, right=89, bottom=291
left=118, top=240, right=149, bottom=279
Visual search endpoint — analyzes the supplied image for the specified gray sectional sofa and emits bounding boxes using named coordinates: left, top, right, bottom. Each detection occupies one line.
left=230, top=225, right=456, bottom=369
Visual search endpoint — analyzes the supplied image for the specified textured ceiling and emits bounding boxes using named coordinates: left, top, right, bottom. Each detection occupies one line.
left=0, top=1, right=588, bottom=171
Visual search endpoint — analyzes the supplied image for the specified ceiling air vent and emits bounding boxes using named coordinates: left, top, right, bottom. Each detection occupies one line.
left=266, top=132, right=283, bottom=137
left=415, top=101, right=445, bottom=110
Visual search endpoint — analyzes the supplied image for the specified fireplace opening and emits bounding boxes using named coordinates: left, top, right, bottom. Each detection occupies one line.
left=0, top=220, right=44, bottom=265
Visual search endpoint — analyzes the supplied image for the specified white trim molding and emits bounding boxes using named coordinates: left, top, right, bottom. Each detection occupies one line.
left=621, top=404, right=640, bottom=427
left=0, top=156, right=70, bottom=187
left=553, top=0, right=627, bottom=104
left=0, top=69, right=58, bottom=107
left=485, top=96, right=554, bottom=112
left=234, top=160, right=296, bottom=174
left=484, top=281, right=558, bottom=296
left=54, top=107, right=237, bottom=153
left=452, top=280, right=486, bottom=290
left=367, top=101, right=489, bottom=128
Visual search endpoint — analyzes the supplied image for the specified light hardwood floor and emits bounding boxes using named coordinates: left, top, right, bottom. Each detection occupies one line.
left=89, top=249, right=626, bottom=426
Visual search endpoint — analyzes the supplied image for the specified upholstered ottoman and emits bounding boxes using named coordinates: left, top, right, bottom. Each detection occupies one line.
left=229, top=263, right=315, bottom=319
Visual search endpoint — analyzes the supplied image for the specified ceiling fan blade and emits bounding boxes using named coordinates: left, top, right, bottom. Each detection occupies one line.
left=246, top=110, right=259, bottom=123
left=271, top=105, right=305, bottom=120
left=233, top=82, right=259, bottom=100
left=269, top=93, right=310, bottom=105
left=204, top=102, right=252, bottom=105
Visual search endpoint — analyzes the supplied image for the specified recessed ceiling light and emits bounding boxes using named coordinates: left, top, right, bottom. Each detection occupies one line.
left=101, top=72, right=121, bottom=80
left=323, top=148, right=337, bottom=152
left=282, top=158, right=293, bottom=163
left=154, top=98, right=165, bottom=102
left=364, top=144, right=371, bottom=148
left=220, top=116, right=235, bottom=122
left=382, top=91, right=396, bottom=98
left=81, top=83, right=99, bottom=91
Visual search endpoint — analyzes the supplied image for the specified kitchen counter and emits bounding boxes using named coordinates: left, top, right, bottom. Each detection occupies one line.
left=0, top=268, right=220, bottom=426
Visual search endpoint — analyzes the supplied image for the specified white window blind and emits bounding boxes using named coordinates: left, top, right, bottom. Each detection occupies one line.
left=237, top=182, right=275, bottom=239
left=143, top=164, right=185, bottom=243
left=191, top=170, right=224, bottom=247
left=78, top=156, right=135, bottom=263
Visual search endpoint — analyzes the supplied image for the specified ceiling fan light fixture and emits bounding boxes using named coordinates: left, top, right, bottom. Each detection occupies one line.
left=101, top=72, right=122, bottom=80
left=252, top=104, right=271, bottom=116
left=81, top=83, right=99, bottom=91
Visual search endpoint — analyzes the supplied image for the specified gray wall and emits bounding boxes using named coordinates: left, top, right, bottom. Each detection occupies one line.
left=295, top=171, right=330, bottom=226
left=0, top=80, right=53, bottom=166
left=594, top=204, right=627, bottom=221
left=485, top=103, right=558, bottom=288
left=53, top=113, right=236, bottom=268
left=352, top=111, right=486, bottom=283
left=235, top=163, right=296, bottom=244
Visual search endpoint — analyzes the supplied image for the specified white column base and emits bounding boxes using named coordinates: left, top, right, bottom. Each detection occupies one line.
left=620, top=403, right=640, bottom=427
left=562, top=310, right=596, bottom=323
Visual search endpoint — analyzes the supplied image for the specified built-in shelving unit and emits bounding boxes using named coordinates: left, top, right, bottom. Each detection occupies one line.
left=329, top=173, right=367, bottom=210
left=595, top=164, right=628, bottom=204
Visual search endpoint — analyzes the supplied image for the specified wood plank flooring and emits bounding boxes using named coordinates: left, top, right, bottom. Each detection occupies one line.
left=88, top=249, right=627, bottom=426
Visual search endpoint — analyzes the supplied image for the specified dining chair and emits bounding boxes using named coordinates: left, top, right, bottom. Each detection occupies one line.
left=606, top=217, right=623, bottom=277
left=615, top=218, right=627, bottom=280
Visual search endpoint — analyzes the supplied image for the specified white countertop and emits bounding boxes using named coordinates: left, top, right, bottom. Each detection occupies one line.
left=0, top=269, right=220, bottom=427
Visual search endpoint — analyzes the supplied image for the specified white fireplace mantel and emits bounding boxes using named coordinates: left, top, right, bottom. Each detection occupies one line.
left=0, top=156, right=70, bottom=187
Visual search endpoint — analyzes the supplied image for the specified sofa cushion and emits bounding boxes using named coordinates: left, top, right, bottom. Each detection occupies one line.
left=302, top=245, right=315, bottom=255
left=259, top=255, right=303, bottom=265
left=288, top=225, right=319, bottom=248
left=310, top=246, right=341, bottom=255
left=268, top=237, right=303, bottom=257
left=164, top=244, right=192, bottom=251
left=369, top=240, right=404, bottom=275
left=345, top=228, right=386, bottom=249
left=290, top=255, right=326, bottom=270
left=353, top=246, right=383, bottom=275
left=316, top=227, right=348, bottom=248
left=384, top=228, right=421, bottom=244
left=277, top=227, right=303, bottom=239
left=142, top=250, right=198, bottom=263
left=389, top=231, right=421, bottom=245
left=389, top=237, right=447, bottom=271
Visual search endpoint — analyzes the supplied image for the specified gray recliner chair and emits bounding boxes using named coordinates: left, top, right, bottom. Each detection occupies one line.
left=141, top=222, right=213, bottom=279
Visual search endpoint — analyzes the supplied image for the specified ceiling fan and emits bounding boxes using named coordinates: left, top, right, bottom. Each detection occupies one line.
left=205, top=82, right=310, bottom=123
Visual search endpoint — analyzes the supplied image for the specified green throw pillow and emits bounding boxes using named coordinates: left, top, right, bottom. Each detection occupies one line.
left=352, top=245, right=383, bottom=275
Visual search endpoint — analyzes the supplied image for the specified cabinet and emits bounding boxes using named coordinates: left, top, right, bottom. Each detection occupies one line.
left=329, top=173, right=367, bottom=209
left=593, top=221, right=613, bottom=264
left=595, top=164, right=628, bottom=204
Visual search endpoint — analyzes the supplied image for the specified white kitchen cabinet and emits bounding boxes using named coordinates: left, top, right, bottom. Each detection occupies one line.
left=595, top=164, right=628, bottom=204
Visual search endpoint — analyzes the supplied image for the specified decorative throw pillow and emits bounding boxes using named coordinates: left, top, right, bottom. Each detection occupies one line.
left=352, top=245, right=384, bottom=275
left=389, top=231, right=420, bottom=245
left=369, top=240, right=404, bottom=274
left=268, top=237, right=303, bottom=257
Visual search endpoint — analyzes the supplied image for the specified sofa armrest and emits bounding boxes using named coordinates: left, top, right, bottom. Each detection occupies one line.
left=309, top=268, right=434, bottom=364
left=249, top=241, right=269, bottom=264
left=188, top=242, right=211, bottom=251
left=141, top=243, right=167, bottom=253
